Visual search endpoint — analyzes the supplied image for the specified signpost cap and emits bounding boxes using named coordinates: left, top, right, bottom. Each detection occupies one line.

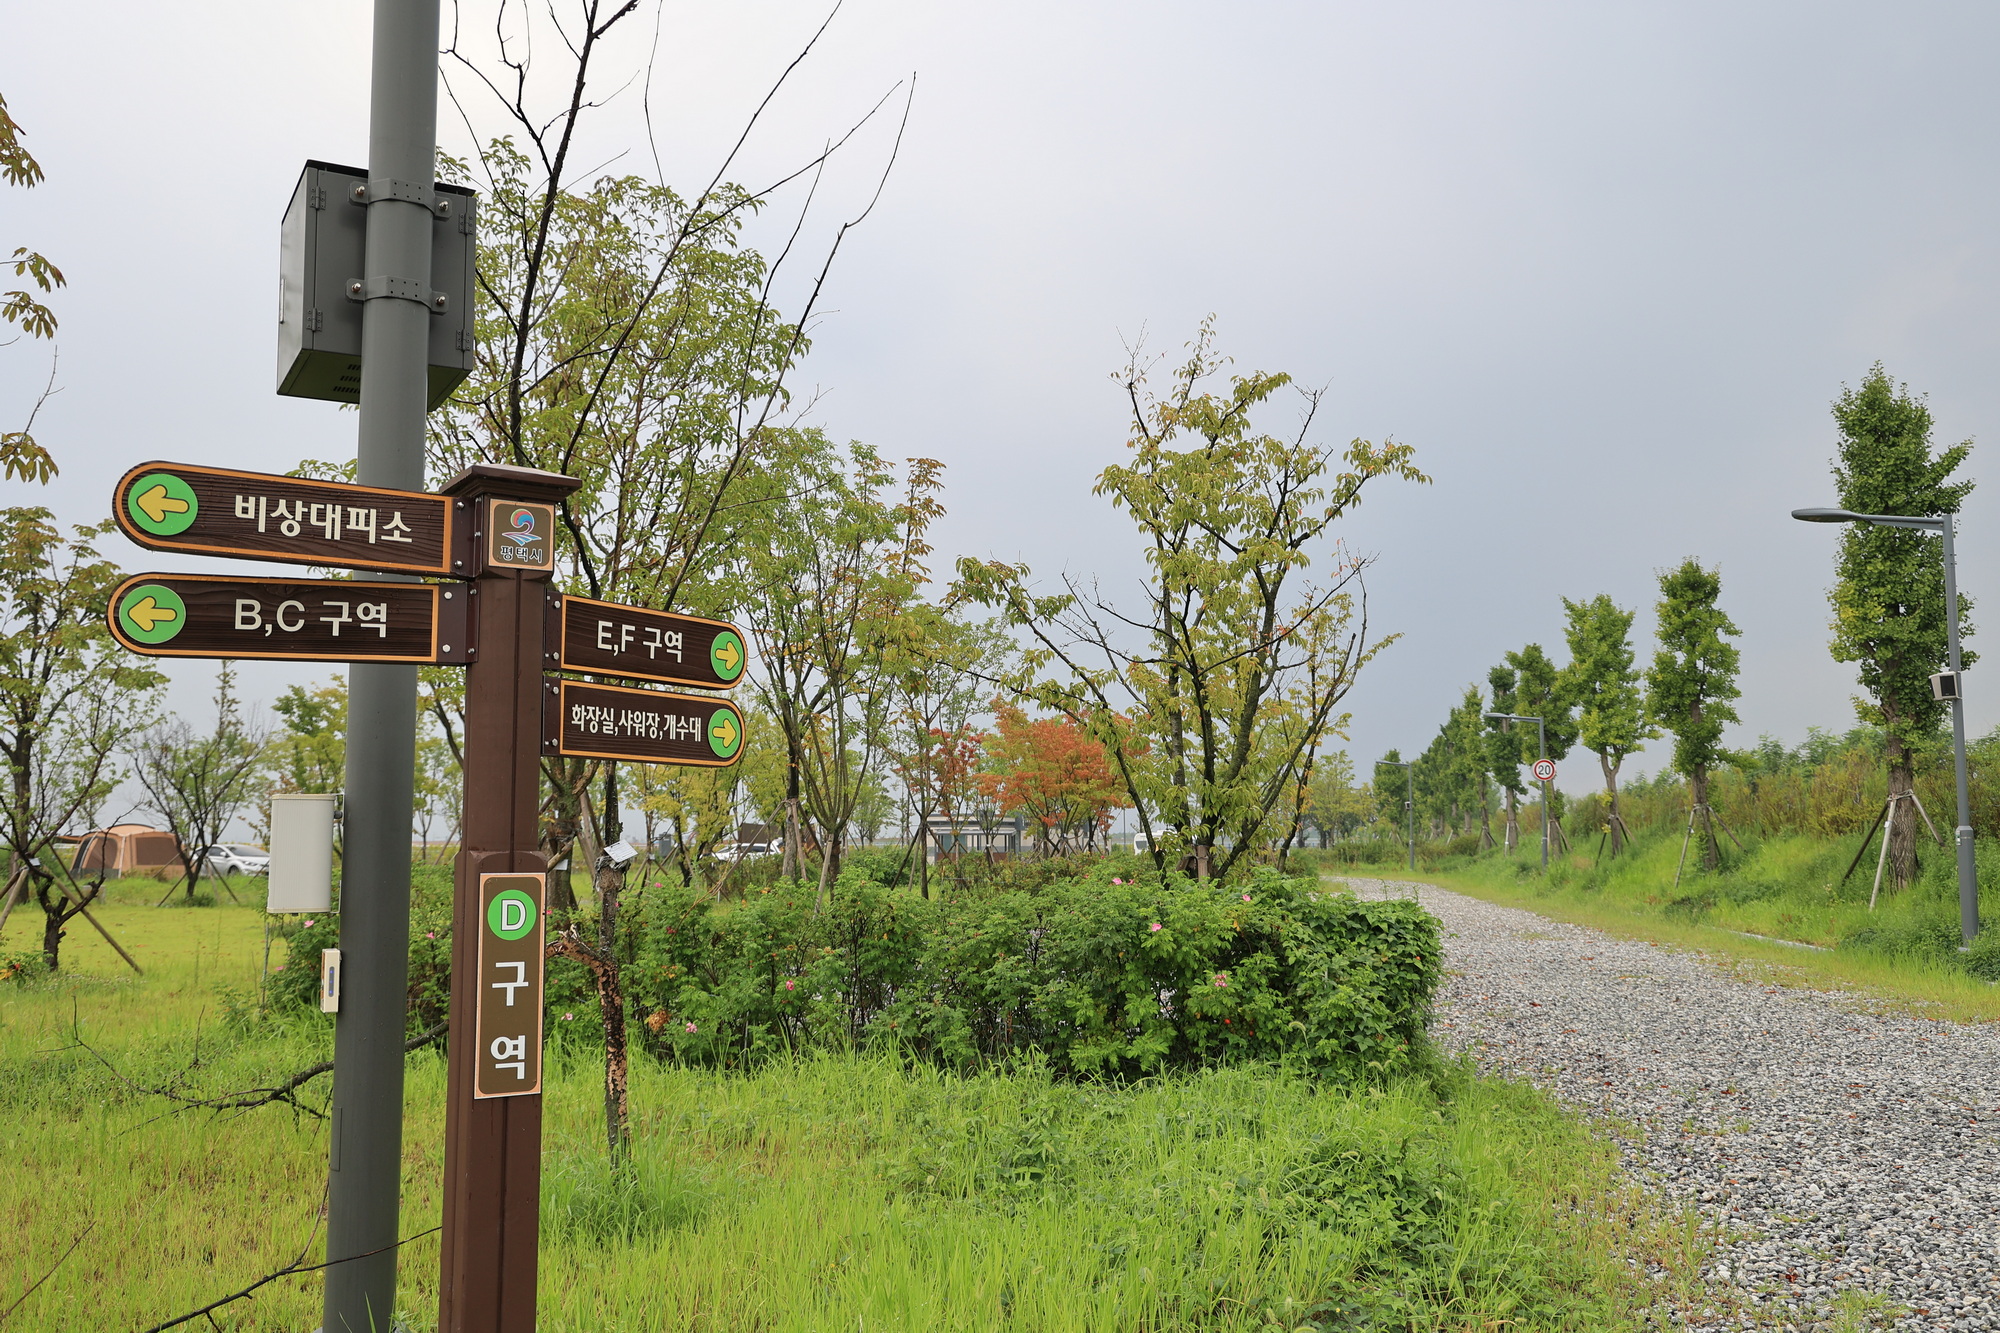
left=440, top=463, right=582, bottom=502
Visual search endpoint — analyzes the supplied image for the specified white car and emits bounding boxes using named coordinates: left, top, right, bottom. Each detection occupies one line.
left=203, top=844, right=271, bottom=876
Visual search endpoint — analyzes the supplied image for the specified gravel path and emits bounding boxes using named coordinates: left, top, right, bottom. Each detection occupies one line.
left=1342, top=878, right=2000, bottom=1332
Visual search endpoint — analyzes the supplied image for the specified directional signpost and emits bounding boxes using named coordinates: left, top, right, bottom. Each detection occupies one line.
left=113, top=460, right=456, bottom=575
left=553, top=595, right=746, bottom=690
left=544, top=678, right=744, bottom=766
left=102, top=454, right=746, bottom=1333
left=108, top=574, right=463, bottom=663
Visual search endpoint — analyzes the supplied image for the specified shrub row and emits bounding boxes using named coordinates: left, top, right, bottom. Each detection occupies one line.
left=273, top=859, right=1442, bottom=1081
left=616, top=863, right=1440, bottom=1081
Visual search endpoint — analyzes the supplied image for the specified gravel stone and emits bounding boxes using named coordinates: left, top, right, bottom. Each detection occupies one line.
left=1343, top=877, right=2000, bottom=1331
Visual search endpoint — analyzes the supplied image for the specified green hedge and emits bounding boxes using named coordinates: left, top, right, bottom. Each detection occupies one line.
left=624, top=863, right=1440, bottom=1081
left=273, top=860, right=1442, bottom=1082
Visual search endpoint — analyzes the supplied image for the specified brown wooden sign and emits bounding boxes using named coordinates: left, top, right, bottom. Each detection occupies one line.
left=543, top=679, right=744, bottom=766
left=112, top=460, right=455, bottom=575
left=107, top=573, right=451, bottom=663
left=554, top=594, right=746, bottom=690
left=473, top=872, right=545, bottom=1099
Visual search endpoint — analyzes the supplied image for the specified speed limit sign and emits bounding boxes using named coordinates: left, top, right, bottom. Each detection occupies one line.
left=1532, top=758, right=1556, bottom=782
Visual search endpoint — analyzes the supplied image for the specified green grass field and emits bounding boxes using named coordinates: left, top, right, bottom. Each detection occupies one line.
left=2, top=890, right=1711, bottom=1332
left=1349, top=825, right=2000, bottom=1023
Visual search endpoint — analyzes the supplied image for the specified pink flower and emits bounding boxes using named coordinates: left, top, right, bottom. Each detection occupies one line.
left=783, top=980, right=796, bottom=990
left=1149, top=922, right=1163, bottom=932
left=1212, top=973, right=1228, bottom=988
left=562, top=1012, right=574, bottom=1020
left=1112, top=878, right=1124, bottom=885
left=425, top=931, right=436, bottom=939
left=1241, top=893, right=1251, bottom=902
left=685, top=1021, right=698, bottom=1034
left=303, top=919, right=315, bottom=927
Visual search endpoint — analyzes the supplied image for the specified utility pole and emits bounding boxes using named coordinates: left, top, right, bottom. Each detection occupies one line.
left=323, top=1, right=441, bottom=1328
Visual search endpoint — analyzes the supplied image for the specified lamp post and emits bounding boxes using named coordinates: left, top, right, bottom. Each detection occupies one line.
left=1373, top=759, right=1416, bottom=871
left=1486, top=712, right=1549, bottom=871
left=1792, top=506, right=1978, bottom=942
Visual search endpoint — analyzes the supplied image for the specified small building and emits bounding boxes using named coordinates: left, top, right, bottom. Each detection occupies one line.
left=70, top=824, right=182, bottom=877
left=923, top=812, right=1026, bottom=861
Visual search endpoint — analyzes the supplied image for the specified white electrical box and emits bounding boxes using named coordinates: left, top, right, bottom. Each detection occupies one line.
left=268, top=793, right=338, bottom=913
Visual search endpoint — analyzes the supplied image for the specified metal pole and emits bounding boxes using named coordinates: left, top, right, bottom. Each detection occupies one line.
left=323, top=3, right=440, bottom=1329
left=1537, top=717, right=1549, bottom=873
left=1942, top=517, right=1979, bottom=942
left=1405, top=765, right=1415, bottom=871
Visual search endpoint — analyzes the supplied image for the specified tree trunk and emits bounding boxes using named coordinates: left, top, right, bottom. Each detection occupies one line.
left=1600, top=749, right=1626, bottom=857
left=1503, top=787, right=1519, bottom=851
left=1884, top=733, right=1918, bottom=893
left=1691, top=764, right=1719, bottom=872
left=37, top=873, right=65, bottom=973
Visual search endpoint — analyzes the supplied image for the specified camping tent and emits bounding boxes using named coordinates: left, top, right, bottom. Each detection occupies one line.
left=71, top=824, right=182, bottom=877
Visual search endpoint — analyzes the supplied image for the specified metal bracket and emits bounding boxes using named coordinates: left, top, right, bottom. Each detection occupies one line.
left=345, top=275, right=449, bottom=313
left=541, top=678, right=562, bottom=756
left=349, top=177, right=453, bottom=218
left=437, top=585, right=476, bottom=664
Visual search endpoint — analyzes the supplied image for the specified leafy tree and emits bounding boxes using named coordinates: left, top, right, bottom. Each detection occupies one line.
left=1560, top=594, right=1657, bottom=855
left=1299, top=751, right=1371, bottom=847
left=2, top=91, right=62, bottom=486
left=1645, top=559, right=1742, bottom=871
left=632, top=760, right=740, bottom=887
left=1484, top=665, right=1527, bottom=850
left=736, top=440, right=925, bottom=906
left=0, top=511, right=161, bottom=968
left=267, top=677, right=346, bottom=792
left=1826, top=366, right=1975, bottom=892
left=959, top=323, right=1427, bottom=879
left=1502, top=643, right=1577, bottom=847
left=978, top=702, right=1128, bottom=854
left=132, top=664, right=269, bottom=902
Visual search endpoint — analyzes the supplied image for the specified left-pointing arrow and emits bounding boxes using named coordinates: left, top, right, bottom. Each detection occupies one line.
left=135, top=484, right=191, bottom=525
left=116, top=583, right=188, bottom=645
left=123, top=472, right=200, bottom=537
left=125, top=596, right=177, bottom=632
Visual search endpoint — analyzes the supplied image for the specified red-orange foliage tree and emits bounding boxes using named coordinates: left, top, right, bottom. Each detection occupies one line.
left=978, top=702, right=1128, bottom=854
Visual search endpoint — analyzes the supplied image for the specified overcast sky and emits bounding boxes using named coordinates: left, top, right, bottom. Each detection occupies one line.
left=8, top=1, right=2000, bottom=801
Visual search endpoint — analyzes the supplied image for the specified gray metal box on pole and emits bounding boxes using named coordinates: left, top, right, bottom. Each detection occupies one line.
left=277, top=160, right=476, bottom=408
left=266, top=793, right=338, bottom=914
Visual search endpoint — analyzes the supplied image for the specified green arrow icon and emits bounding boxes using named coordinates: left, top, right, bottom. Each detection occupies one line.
left=708, top=707, right=742, bottom=760
left=117, top=584, right=187, bottom=645
left=709, top=629, right=745, bottom=682
left=127, top=473, right=199, bottom=536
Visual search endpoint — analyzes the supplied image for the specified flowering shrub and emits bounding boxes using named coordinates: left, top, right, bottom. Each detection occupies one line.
left=628, top=863, right=1439, bottom=1082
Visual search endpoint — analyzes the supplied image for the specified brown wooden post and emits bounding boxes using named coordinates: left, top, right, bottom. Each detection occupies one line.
left=437, top=464, right=578, bottom=1333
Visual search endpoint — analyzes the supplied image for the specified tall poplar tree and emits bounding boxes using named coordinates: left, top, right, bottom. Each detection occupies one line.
left=1645, top=560, right=1741, bottom=871
left=1485, top=664, right=1526, bottom=851
left=1560, top=594, right=1657, bottom=855
left=1826, top=367, right=1974, bottom=893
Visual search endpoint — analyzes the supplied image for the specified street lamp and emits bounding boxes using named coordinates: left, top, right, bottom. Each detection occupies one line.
left=1792, top=506, right=1978, bottom=942
left=1373, top=759, right=1416, bottom=871
left=1486, top=712, right=1550, bottom=871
